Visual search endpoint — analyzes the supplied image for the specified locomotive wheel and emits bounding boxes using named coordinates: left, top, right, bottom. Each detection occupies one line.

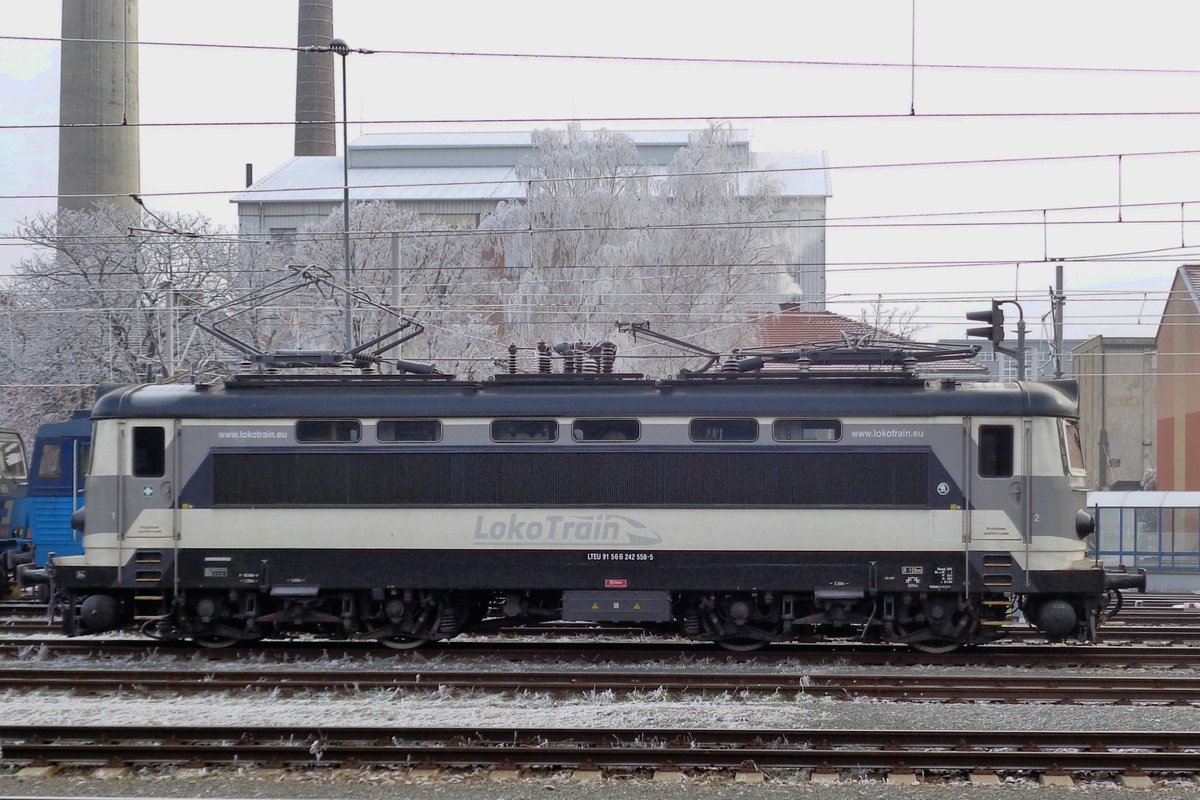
left=193, top=635, right=239, bottom=649
left=716, top=637, right=769, bottom=652
left=891, top=594, right=977, bottom=653
left=377, top=635, right=428, bottom=651
left=906, top=638, right=962, bottom=654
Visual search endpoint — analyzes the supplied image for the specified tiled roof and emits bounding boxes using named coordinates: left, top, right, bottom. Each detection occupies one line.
left=757, top=308, right=889, bottom=347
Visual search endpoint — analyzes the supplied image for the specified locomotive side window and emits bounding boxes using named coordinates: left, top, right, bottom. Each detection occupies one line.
left=132, top=427, right=165, bottom=477
left=978, top=425, right=1013, bottom=478
left=1062, top=419, right=1086, bottom=476
left=36, top=442, right=61, bottom=479
left=296, top=420, right=361, bottom=443
left=377, top=420, right=441, bottom=442
left=1, top=438, right=25, bottom=480
left=492, top=419, right=558, bottom=442
left=689, top=418, right=758, bottom=442
left=773, top=419, right=841, bottom=442
left=572, top=419, right=640, bottom=442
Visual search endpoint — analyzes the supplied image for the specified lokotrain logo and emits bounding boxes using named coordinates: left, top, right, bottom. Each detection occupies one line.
left=473, top=513, right=663, bottom=547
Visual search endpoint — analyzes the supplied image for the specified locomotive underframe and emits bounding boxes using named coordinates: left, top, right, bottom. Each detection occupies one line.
left=59, top=548, right=1109, bottom=649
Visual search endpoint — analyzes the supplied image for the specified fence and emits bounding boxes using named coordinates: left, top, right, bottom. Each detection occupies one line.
left=1089, top=491, right=1200, bottom=572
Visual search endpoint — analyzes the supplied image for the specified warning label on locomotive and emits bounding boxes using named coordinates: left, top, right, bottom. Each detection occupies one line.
left=473, top=513, right=663, bottom=547
left=931, top=565, right=955, bottom=588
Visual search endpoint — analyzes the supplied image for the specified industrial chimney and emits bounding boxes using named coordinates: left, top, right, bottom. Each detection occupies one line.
left=57, top=0, right=140, bottom=214
left=294, top=0, right=336, bottom=156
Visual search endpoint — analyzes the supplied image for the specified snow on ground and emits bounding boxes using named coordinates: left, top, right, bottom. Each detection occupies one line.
left=3, top=683, right=1199, bottom=732
left=5, top=634, right=1200, bottom=732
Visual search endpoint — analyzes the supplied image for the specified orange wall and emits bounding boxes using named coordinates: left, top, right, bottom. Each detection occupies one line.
left=1157, top=273, right=1200, bottom=490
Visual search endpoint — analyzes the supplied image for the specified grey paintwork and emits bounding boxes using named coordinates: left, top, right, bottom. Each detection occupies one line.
left=91, top=378, right=1081, bottom=421
left=84, top=414, right=1084, bottom=554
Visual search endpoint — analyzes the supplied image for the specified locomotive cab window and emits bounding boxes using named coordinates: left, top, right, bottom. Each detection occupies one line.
left=1061, top=419, right=1086, bottom=476
left=689, top=418, right=758, bottom=442
left=978, top=425, right=1014, bottom=478
left=492, top=419, right=558, bottom=442
left=773, top=419, right=841, bottom=442
left=36, top=442, right=61, bottom=479
left=377, top=420, right=441, bottom=442
left=572, top=419, right=640, bottom=442
left=296, top=420, right=361, bottom=443
left=1, top=438, right=25, bottom=480
left=132, top=427, right=165, bottom=477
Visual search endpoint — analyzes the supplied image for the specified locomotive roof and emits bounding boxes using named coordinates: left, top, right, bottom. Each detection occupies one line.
left=32, top=409, right=92, bottom=439
left=90, top=377, right=1080, bottom=420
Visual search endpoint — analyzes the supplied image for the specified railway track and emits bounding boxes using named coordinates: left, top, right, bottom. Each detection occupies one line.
left=2, top=724, right=1199, bottom=778
left=5, top=634, right=1200, bottom=668
left=0, top=664, right=1198, bottom=704
left=4, top=597, right=1197, bottom=788
left=6, top=618, right=1200, bottom=640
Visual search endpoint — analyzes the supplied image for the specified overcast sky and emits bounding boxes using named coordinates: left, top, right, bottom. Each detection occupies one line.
left=3, top=0, right=1200, bottom=342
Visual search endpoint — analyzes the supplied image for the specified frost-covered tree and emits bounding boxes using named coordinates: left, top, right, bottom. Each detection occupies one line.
left=265, top=201, right=499, bottom=378
left=482, top=123, right=788, bottom=375
left=0, top=204, right=238, bottom=437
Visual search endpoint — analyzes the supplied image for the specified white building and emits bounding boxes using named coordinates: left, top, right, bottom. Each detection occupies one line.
left=232, top=130, right=832, bottom=307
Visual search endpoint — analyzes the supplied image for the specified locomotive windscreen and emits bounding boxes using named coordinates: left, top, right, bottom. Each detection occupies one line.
left=211, top=449, right=930, bottom=508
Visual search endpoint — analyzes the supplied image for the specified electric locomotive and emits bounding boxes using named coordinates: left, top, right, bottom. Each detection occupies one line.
left=9, top=411, right=91, bottom=598
left=54, top=334, right=1144, bottom=652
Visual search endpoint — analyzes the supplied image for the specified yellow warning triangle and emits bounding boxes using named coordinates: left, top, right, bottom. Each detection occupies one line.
left=633, top=603, right=641, bottom=610
left=591, top=602, right=600, bottom=610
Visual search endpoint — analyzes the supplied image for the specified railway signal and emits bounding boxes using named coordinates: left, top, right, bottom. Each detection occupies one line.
left=966, top=301, right=1005, bottom=345
left=966, top=300, right=1027, bottom=380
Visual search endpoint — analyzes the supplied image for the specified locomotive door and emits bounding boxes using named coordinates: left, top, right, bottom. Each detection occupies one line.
left=115, top=421, right=178, bottom=582
left=966, top=418, right=1027, bottom=544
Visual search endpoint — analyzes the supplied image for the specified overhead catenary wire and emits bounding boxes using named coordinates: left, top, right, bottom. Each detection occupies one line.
left=4, top=48, right=1192, bottom=288
left=9, top=147, right=1200, bottom=203
left=15, top=107, right=1200, bottom=135
left=9, top=201, right=1200, bottom=247
left=10, top=32, right=1200, bottom=76
left=4, top=25, right=1195, bottom=398
left=1, top=301, right=1193, bottom=326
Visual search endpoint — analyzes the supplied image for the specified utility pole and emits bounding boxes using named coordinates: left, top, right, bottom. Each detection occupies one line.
left=1051, top=261, right=1065, bottom=379
left=299, top=37, right=373, bottom=354
left=391, top=232, right=402, bottom=362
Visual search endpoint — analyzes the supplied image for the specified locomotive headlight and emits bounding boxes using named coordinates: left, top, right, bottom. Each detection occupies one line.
left=1074, top=509, right=1096, bottom=539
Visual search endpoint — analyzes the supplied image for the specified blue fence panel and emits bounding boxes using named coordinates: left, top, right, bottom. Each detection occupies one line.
left=1093, top=501, right=1200, bottom=573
